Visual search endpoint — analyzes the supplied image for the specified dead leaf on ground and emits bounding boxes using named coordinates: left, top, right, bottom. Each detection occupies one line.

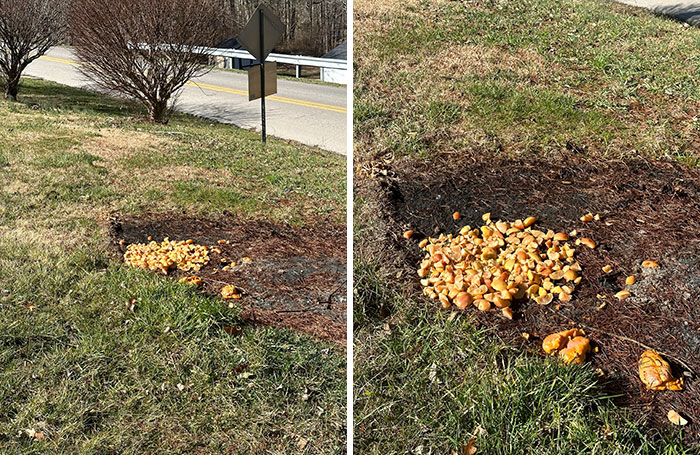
left=428, top=362, right=437, bottom=383
left=382, top=322, right=392, bottom=334
left=462, top=437, right=477, bottom=455
left=24, top=429, right=45, bottom=441
left=223, top=325, right=243, bottom=336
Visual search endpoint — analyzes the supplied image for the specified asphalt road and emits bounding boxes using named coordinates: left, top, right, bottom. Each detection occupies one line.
left=616, top=0, right=700, bottom=25
left=25, top=47, right=348, bottom=155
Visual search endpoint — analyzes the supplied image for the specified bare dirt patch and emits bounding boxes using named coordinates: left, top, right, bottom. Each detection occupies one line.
left=359, top=154, right=700, bottom=441
left=108, top=213, right=346, bottom=345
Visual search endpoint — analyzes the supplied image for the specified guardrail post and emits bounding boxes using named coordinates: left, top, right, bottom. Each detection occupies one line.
left=186, top=45, right=348, bottom=83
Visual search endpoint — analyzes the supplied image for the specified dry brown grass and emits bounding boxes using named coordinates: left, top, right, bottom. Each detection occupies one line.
left=82, top=128, right=175, bottom=162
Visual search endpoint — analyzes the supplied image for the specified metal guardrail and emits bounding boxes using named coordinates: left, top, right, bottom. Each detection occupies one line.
left=191, top=45, right=347, bottom=71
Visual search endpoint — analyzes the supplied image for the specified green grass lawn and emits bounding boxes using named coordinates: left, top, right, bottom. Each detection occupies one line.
left=354, top=0, right=700, bottom=162
left=353, top=0, right=700, bottom=453
left=354, top=258, right=691, bottom=454
left=0, top=78, right=346, bottom=454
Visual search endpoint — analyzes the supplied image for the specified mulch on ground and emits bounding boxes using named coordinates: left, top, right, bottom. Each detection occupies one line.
left=358, top=153, right=700, bottom=441
left=108, top=213, right=346, bottom=345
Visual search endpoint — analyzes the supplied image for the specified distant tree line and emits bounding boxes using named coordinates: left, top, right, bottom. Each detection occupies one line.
left=220, top=0, right=346, bottom=56
left=0, top=0, right=346, bottom=122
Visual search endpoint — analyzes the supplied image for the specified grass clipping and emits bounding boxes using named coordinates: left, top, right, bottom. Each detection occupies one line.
left=418, top=213, right=584, bottom=318
left=124, top=238, right=209, bottom=274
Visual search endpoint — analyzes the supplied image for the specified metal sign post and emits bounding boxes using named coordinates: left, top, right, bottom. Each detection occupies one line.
left=238, top=4, right=285, bottom=144
left=258, top=8, right=266, bottom=142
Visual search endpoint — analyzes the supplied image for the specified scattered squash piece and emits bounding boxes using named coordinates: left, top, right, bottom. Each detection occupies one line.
left=403, top=230, right=414, bottom=239
left=502, top=307, right=514, bottom=319
left=179, top=276, right=203, bottom=286
left=535, top=293, right=553, bottom=305
left=580, top=238, right=596, bottom=249
left=614, top=290, right=631, bottom=301
left=668, top=410, right=688, bottom=426
left=542, top=328, right=585, bottom=354
left=559, top=336, right=591, bottom=365
left=476, top=299, right=490, bottom=312
left=454, top=292, right=472, bottom=310
left=625, top=275, right=636, bottom=285
left=221, top=285, right=242, bottom=300
left=642, top=260, right=659, bottom=269
left=638, top=350, right=683, bottom=391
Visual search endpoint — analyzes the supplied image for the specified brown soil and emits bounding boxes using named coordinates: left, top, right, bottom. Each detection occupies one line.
left=358, top=154, right=700, bottom=442
left=108, top=213, right=346, bottom=346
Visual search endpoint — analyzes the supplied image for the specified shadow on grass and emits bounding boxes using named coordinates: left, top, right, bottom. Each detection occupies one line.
left=18, top=78, right=147, bottom=119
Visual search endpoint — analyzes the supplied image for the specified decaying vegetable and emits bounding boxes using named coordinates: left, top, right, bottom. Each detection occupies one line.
left=542, top=328, right=585, bottom=354
left=417, top=214, right=581, bottom=313
left=221, top=285, right=242, bottom=300
left=179, top=276, right=203, bottom=286
left=638, top=350, right=683, bottom=391
left=502, top=307, right=514, bottom=320
left=625, top=276, right=636, bottom=285
left=542, top=328, right=591, bottom=364
left=668, top=410, right=688, bottom=426
left=642, top=260, right=659, bottom=269
left=124, top=238, right=209, bottom=274
left=559, top=336, right=591, bottom=365
left=614, top=290, right=631, bottom=301
left=579, top=238, right=596, bottom=249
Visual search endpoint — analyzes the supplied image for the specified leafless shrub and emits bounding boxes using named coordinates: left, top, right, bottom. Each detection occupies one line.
left=0, top=0, right=68, bottom=100
left=70, top=0, right=230, bottom=124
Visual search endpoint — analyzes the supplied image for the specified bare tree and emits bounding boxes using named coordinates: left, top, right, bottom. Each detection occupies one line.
left=0, top=0, right=68, bottom=100
left=71, top=0, right=231, bottom=124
